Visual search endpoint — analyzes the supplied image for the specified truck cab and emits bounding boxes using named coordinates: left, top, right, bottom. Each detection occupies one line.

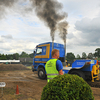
left=32, top=42, right=65, bottom=79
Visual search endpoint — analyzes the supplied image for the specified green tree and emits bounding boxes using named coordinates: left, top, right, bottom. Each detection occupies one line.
left=94, top=48, right=100, bottom=58
left=87, top=53, right=93, bottom=59
left=0, top=54, right=7, bottom=60
left=82, top=52, right=87, bottom=59
left=20, top=51, right=29, bottom=58
left=13, top=53, right=19, bottom=60
left=76, top=54, right=81, bottom=59
left=29, top=53, right=34, bottom=58
left=0, top=54, right=1, bottom=58
left=6, top=54, right=13, bottom=60
left=66, top=52, right=75, bottom=61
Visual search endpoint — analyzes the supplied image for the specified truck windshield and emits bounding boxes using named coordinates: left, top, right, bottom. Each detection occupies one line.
left=36, top=47, right=42, bottom=55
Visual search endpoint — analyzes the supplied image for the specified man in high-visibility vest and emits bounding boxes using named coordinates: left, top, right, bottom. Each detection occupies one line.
left=45, top=49, right=64, bottom=82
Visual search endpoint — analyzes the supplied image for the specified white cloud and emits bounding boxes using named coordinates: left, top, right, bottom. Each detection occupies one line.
left=75, top=17, right=100, bottom=45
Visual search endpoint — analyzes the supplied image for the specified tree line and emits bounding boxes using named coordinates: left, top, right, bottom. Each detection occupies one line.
left=0, top=52, right=34, bottom=60
left=0, top=48, right=100, bottom=61
left=66, top=48, right=100, bottom=62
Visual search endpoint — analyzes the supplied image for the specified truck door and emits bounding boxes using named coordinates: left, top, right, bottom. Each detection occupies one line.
left=35, top=44, right=50, bottom=60
left=35, top=47, right=43, bottom=63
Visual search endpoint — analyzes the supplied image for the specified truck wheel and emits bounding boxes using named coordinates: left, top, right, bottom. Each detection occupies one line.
left=38, top=68, right=46, bottom=79
left=70, top=70, right=85, bottom=80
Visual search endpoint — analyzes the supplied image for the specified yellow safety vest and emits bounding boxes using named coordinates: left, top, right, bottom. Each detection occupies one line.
left=45, top=59, right=59, bottom=82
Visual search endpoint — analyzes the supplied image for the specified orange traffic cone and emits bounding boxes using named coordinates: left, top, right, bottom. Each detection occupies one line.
left=16, top=85, right=19, bottom=95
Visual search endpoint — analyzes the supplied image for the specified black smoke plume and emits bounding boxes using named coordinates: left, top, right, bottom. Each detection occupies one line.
left=32, top=0, right=68, bottom=42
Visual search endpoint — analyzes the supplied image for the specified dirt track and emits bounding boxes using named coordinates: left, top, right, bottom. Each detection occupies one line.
left=0, top=64, right=100, bottom=100
left=0, top=70, right=47, bottom=100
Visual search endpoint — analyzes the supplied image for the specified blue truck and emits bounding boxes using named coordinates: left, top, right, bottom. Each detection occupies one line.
left=32, top=42, right=99, bottom=82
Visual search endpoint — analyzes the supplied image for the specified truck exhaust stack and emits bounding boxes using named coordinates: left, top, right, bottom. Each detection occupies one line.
left=52, top=41, right=54, bottom=50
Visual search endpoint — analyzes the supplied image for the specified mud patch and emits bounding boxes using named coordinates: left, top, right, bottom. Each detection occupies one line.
left=87, top=80, right=100, bottom=88
left=0, top=64, right=30, bottom=71
left=86, top=74, right=100, bottom=88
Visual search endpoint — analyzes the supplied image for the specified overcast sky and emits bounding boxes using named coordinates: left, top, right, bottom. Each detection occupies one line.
left=0, top=0, right=100, bottom=57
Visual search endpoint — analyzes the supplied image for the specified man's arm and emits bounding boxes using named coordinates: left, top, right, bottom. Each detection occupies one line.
left=56, top=60, right=64, bottom=75
left=59, top=69, right=64, bottom=75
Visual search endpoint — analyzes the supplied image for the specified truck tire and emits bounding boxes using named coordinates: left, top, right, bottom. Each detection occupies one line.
left=70, top=70, right=85, bottom=80
left=38, top=68, right=46, bottom=79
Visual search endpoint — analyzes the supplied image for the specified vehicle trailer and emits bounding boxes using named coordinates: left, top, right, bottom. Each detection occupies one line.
left=63, top=60, right=99, bottom=82
left=32, top=42, right=99, bottom=82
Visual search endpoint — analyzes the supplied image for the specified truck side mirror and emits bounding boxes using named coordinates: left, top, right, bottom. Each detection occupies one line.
left=34, top=51, right=36, bottom=54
